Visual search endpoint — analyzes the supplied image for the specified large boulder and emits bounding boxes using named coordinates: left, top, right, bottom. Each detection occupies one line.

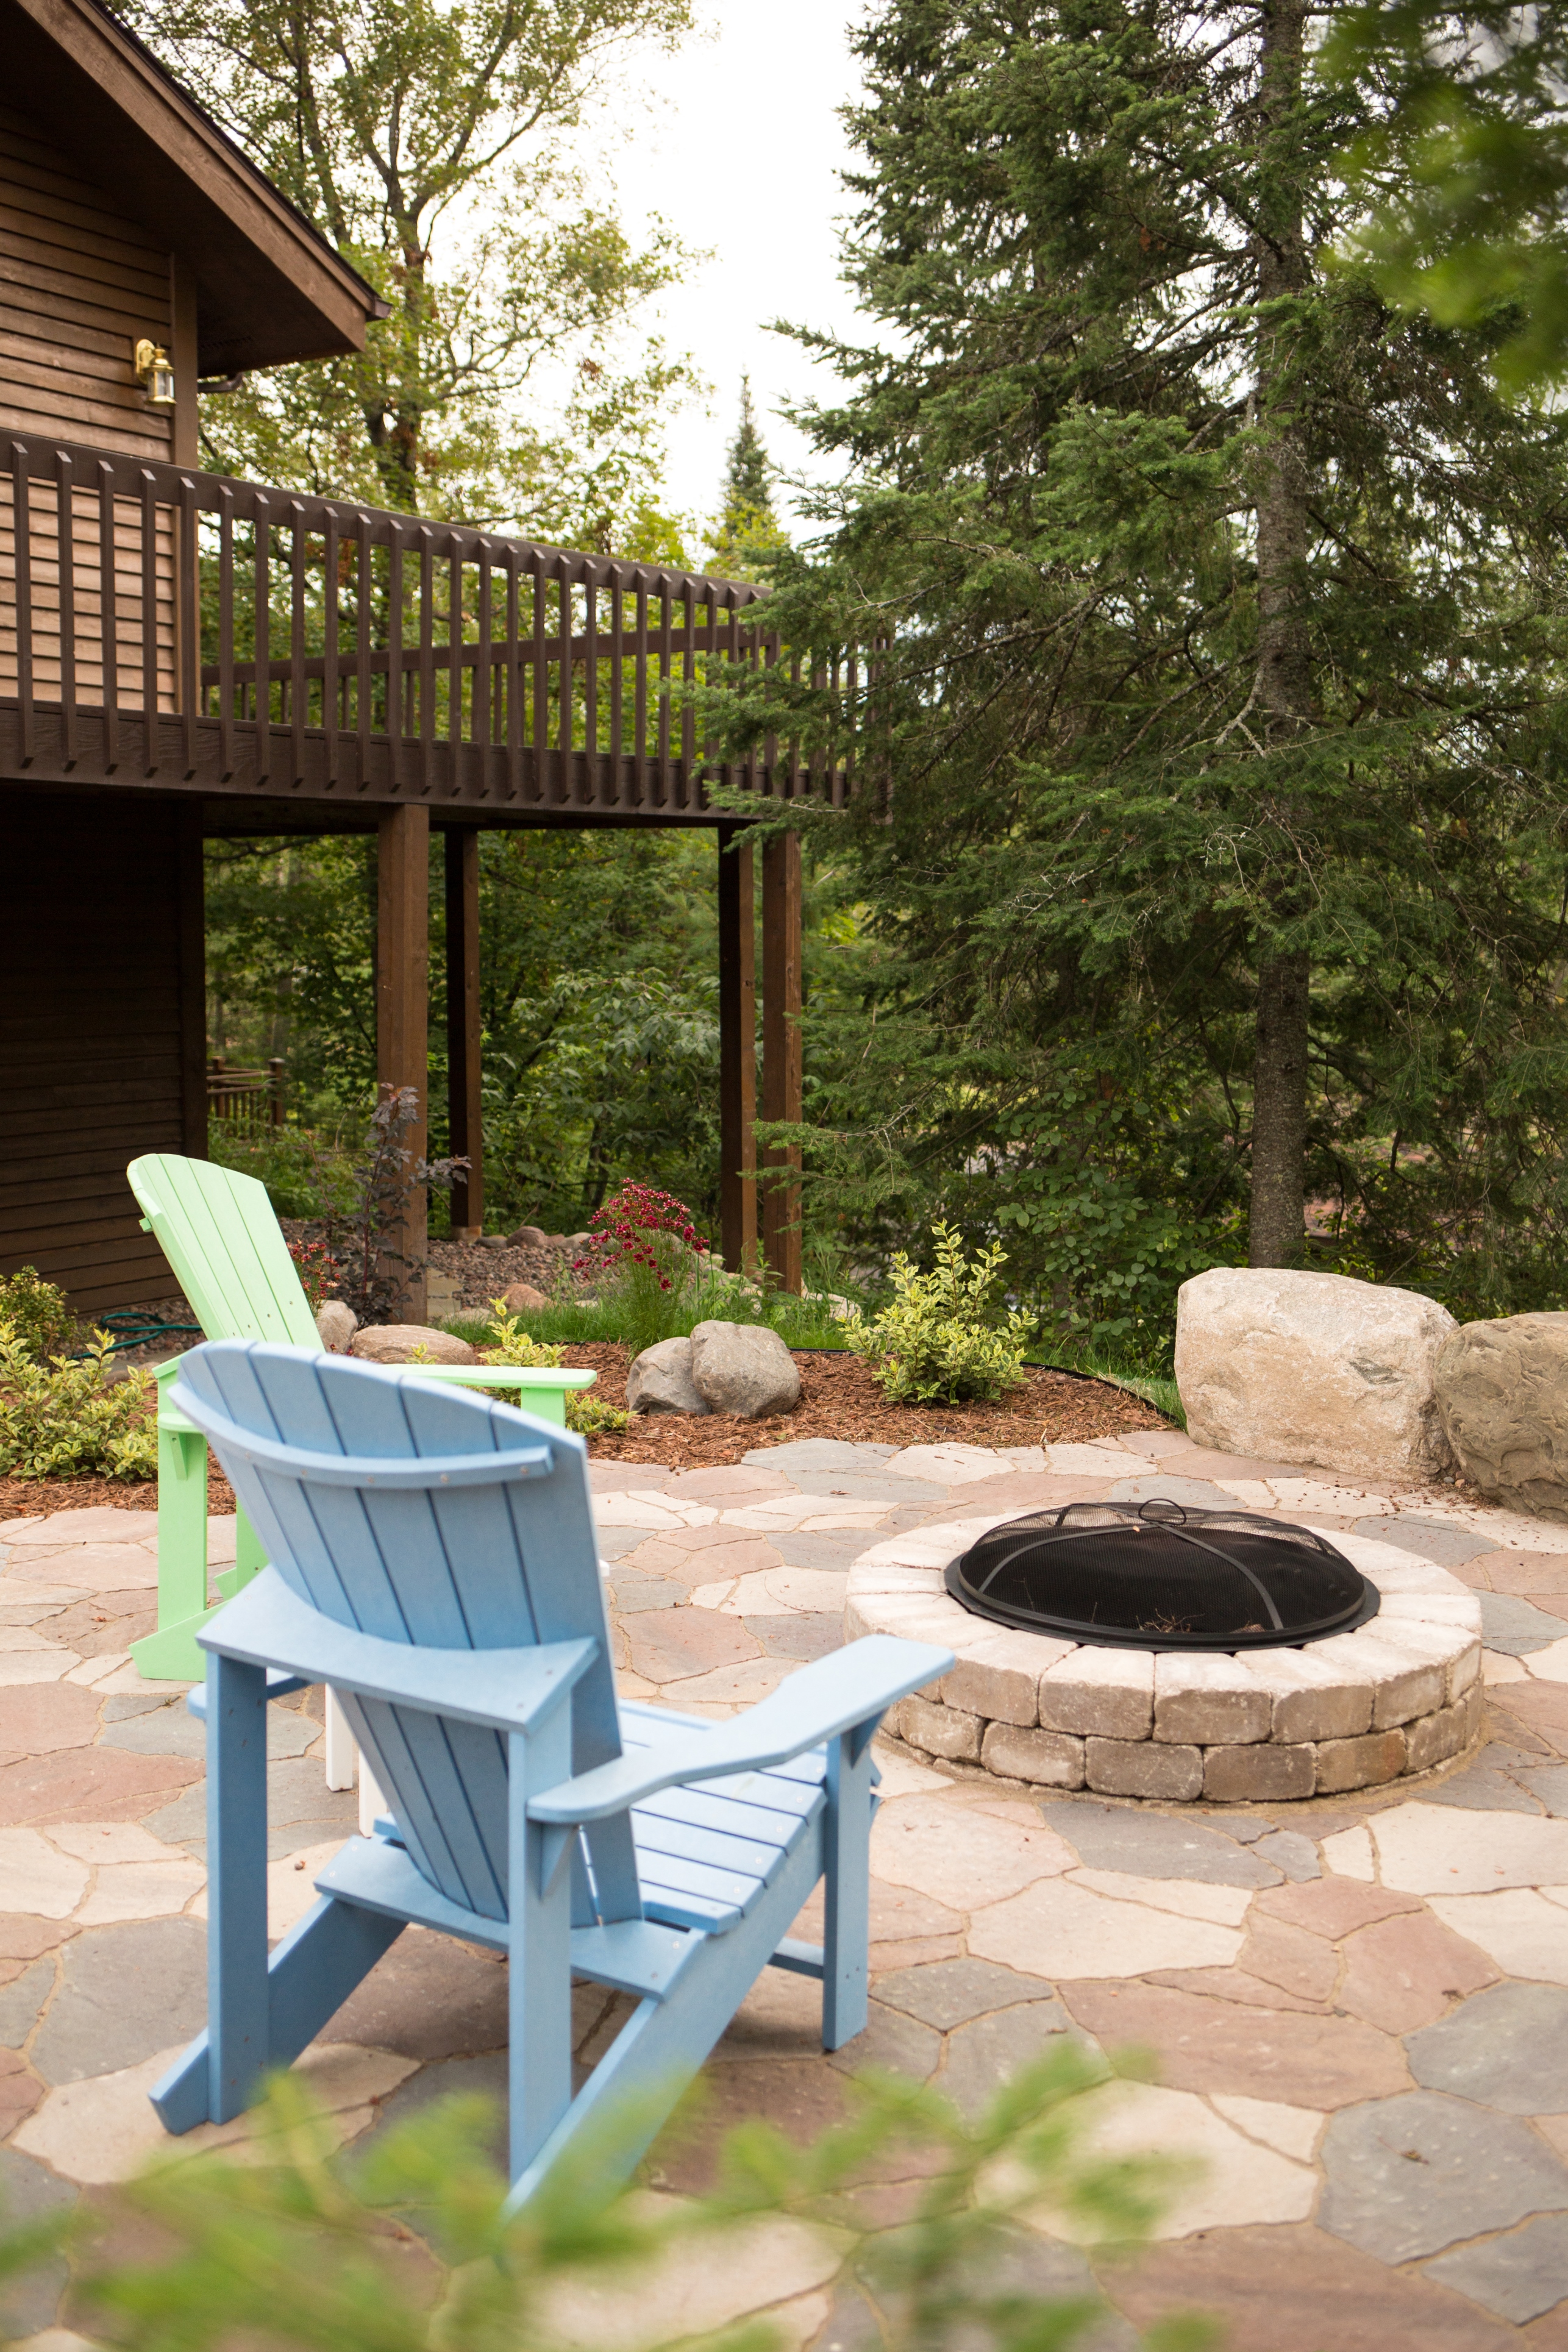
left=502, top=1283, right=552, bottom=1314
left=351, top=1324, right=477, bottom=1366
left=690, top=1320, right=800, bottom=1419
left=625, top=1336, right=711, bottom=1416
left=509, top=1225, right=551, bottom=1248
left=1174, top=1267, right=1456, bottom=1483
left=315, top=1300, right=357, bottom=1354
left=1434, top=1313, right=1568, bottom=1520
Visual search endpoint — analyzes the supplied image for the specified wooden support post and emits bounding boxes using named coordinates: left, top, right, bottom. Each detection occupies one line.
left=717, top=825, right=756, bottom=1274
left=445, top=826, right=484, bottom=1239
left=176, top=803, right=206, bottom=1156
left=761, top=829, right=802, bottom=1294
left=376, top=804, right=429, bottom=1319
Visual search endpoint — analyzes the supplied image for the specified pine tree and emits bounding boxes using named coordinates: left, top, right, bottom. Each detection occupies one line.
left=710, top=377, right=788, bottom=577
left=724, top=0, right=1568, bottom=1317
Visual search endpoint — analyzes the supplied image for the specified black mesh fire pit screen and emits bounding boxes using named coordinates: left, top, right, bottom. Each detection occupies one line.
left=944, top=1500, right=1381, bottom=1652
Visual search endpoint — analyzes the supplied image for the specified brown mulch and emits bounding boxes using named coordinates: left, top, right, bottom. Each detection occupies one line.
left=563, top=1344, right=1169, bottom=1469
left=0, top=1349, right=1167, bottom=1524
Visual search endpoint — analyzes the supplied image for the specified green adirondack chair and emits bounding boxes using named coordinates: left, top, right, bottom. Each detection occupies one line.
left=126, top=1153, right=597, bottom=1681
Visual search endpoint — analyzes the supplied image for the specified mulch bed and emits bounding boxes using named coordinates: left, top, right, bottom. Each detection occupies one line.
left=561, top=1344, right=1169, bottom=1468
left=0, top=1348, right=1167, bottom=1523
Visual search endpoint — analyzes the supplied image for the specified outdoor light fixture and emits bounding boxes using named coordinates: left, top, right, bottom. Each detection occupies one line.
left=133, top=338, right=176, bottom=405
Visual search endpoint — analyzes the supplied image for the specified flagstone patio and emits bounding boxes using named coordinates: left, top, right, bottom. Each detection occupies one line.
left=7, top=1421, right=1568, bottom=2347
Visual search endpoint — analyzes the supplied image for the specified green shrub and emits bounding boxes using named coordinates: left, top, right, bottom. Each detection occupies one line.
left=0, top=1268, right=76, bottom=1363
left=0, top=1320, right=157, bottom=1480
left=476, top=1303, right=630, bottom=1436
left=574, top=1181, right=715, bottom=1358
left=844, top=1225, right=1036, bottom=1405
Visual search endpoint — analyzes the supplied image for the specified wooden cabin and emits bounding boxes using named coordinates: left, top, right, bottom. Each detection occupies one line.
left=0, top=0, right=818, bottom=1318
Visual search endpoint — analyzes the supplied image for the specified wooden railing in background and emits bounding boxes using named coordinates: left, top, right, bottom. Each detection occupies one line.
left=0, top=436, right=853, bottom=818
left=207, top=1056, right=283, bottom=1134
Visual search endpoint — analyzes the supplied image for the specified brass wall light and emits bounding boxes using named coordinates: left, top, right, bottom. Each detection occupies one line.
left=133, top=338, right=176, bottom=405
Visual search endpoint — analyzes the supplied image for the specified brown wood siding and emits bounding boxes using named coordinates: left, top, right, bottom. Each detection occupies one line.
left=0, top=788, right=204, bottom=1312
left=0, top=104, right=173, bottom=457
left=0, top=105, right=178, bottom=708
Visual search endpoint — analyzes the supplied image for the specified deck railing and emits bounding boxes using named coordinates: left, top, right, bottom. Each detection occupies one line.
left=207, top=1056, right=284, bottom=1132
left=0, top=435, right=849, bottom=817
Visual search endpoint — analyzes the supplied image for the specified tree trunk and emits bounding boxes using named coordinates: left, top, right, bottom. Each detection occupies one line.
left=1248, top=0, right=1313, bottom=1267
left=1249, top=947, right=1310, bottom=1266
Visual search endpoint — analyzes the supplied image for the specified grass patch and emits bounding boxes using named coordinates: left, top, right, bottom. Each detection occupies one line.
left=444, top=1289, right=850, bottom=1355
left=1027, top=1347, right=1185, bottom=1428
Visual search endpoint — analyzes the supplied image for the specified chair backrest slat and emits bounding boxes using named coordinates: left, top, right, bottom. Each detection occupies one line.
left=175, top=1342, right=627, bottom=1925
left=129, top=1153, right=321, bottom=1347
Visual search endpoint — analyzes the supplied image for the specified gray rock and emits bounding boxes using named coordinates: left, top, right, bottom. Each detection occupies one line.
left=477, top=1234, right=511, bottom=1250
left=1425, top=1748, right=1547, bottom=1812
left=30, top=1917, right=209, bottom=2084
left=1406, top=1983, right=1568, bottom=2113
left=509, top=1226, right=551, bottom=1247
left=1479, top=1592, right=1568, bottom=1655
left=876, top=1956, right=1052, bottom=2031
left=1517, top=1765, right=1568, bottom=1817
left=351, top=1323, right=477, bottom=1364
left=1319, top=2089, right=1568, bottom=2262
left=1038, top=1799, right=1283, bottom=1887
left=315, top=1299, right=358, bottom=1353
left=940, top=2002, right=1072, bottom=2119
left=1175, top=1266, right=1457, bottom=1483
left=609, top=1573, right=683, bottom=1613
left=1435, top=1311, right=1568, bottom=1520
left=690, top=1320, right=801, bottom=1418
left=0, top=2144, right=76, bottom=2339
left=1424, top=2211, right=1568, bottom=2323
left=625, top=1336, right=710, bottom=1416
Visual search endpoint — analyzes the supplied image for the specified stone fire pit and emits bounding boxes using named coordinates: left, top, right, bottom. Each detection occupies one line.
left=846, top=1520, right=1483, bottom=1802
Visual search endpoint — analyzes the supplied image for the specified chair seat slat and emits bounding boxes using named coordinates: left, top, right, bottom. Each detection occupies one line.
left=630, top=1803, right=802, bottom=1880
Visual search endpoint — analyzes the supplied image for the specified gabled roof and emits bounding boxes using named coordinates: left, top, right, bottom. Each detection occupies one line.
left=4, top=0, right=386, bottom=374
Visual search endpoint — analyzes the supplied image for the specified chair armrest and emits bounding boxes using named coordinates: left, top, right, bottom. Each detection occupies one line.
left=199, top=1565, right=598, bottom=1734
left=528, top=1634, right=952, bottom=1824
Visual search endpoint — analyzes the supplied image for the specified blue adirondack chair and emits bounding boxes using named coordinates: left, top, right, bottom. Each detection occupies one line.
left=149, top=1340, right=951, bottom=2208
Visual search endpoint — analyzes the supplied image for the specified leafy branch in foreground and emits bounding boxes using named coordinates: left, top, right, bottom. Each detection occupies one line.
left=62, top=2047, right=1213, bottom=2352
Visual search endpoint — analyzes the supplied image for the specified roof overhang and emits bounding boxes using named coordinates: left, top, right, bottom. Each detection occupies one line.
left=3, top=0, right=386, bottom=374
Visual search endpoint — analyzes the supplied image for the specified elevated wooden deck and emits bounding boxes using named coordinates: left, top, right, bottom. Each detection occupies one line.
left=1, top=435, right=848, bottom=820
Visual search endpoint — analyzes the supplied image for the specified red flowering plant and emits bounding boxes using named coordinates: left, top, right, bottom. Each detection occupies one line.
left=287, top=1239, right=341, bottom=1315
left=574, top=1182, right=711, bottom=1355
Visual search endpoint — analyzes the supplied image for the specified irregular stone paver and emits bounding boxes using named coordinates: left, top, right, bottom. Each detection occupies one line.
left=1336, top=1911, right=1502, bottom=2034
left=1485, top=1595, right=1568, bottom=1654
left=1406, top=1984, right=1568, bottom=2112
left=28, top=1916, right=208, bottom=2083
left=1061, top=1981, right=1410, bottom=2107
left=0, top=2140, right=76, bottom=2336
left=1425, top=2214, right=1568, bottom=2325
left=1319, top=2089, right=1568, bottom=2262
left=1078, top=2078, right=1316, bottom=2236
left=1107, top=2220, right=1518, bottom=2350
left=1038, top=1801, right=1283, bottom=1887
left=8, top=1451, right=1568, bottom=2341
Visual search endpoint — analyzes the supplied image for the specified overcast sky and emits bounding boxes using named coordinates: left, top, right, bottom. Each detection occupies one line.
left=603, top=0, right=871, bottom=541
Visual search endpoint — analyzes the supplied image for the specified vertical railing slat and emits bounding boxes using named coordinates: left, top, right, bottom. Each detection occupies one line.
left=323, top=508, right=340, bottom=788
left=12, top=444, right=34, bottom=768
left=216, top=489, right=234, bottom=782
left=252, top=492, right=272, bottom=786
left=56, top=454, right=76, bottom=768
left=98, top=457, right=118, bottom=774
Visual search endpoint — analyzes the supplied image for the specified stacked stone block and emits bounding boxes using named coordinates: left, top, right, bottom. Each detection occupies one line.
left=845, top=1520, right=1483, bottom=1803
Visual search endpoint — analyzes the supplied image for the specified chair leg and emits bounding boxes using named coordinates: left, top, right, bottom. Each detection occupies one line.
left=822, top=1722, right=875, bottom=2050
left=324, top=1689, right=357, bottom=1792
left=205, top=1652, right=271, bottom=2124
left=129, top=1419, right=211, bottom=1681
left=507, top=1709, right=574, bottom=2187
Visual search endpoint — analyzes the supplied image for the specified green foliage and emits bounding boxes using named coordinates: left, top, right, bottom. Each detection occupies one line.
left=708, top=376, right=789, bottom=581
left=0, top=1322, right=157, bottom=1481
left=472, top=1306, right=631, bottom=1431
left=207, top=1117, right=358, bottom=1224
left=1325, top=2, right=1568, bottom=393
left=120, top=0, right=697, bottom=548
left=703, top=0, right=1568, bottom=1332
left=68, top=2050, right=1212, bottom=2352
left=316, top=1090, right=466, bottom=1325
left=565, top=1391, right=632, bottom=1436
left=0, top=1268, right=76, bottom=1364
left=844, top=1226, right=1035, bottom=1405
